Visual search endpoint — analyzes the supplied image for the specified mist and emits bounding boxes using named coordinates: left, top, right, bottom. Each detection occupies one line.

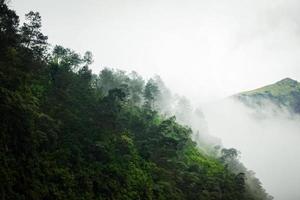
left=10, top=0, right=300, bottom=199
left=201, top=98, right=300, bottom=200
left=96, top=68, right=300, bottom=200
left=12, top=0, right=300, bottom=103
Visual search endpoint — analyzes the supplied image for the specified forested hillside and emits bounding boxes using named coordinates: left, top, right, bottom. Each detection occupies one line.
left=0, top=1, right=272, bottom=199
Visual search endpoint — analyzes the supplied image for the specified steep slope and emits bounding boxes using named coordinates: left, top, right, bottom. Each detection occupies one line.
left=0, top=2, right=272, bottom=200
left=235, top=78, right=300, bottom=113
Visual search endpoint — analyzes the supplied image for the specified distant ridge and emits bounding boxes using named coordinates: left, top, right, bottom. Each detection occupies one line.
left=239, top=78, right=299, bottom=95
left=235, top=78, right=300, bottom=113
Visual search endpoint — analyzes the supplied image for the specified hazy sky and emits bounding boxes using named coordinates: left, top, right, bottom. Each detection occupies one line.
left=11, top=0, right=300, bottom=102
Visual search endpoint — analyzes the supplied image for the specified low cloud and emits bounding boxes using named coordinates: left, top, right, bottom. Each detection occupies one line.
left=201, top=98, right=300, bottom=200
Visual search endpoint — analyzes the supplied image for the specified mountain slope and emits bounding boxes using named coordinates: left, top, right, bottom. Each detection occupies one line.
left=0, top=2, right=272, bottom=200
left=235, top=78, right=300, bottom=113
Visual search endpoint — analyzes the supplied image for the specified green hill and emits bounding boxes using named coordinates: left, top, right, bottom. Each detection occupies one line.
left=236, top=78, right=300, bottom=113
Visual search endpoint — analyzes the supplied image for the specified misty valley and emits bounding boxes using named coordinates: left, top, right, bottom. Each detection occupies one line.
left=1, top=1, right=300, bottom=200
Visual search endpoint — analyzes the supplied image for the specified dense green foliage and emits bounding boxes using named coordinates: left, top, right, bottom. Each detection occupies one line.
left=237, top=78, right=300, bottom=113
left=0, top=2, right=272, bottom=199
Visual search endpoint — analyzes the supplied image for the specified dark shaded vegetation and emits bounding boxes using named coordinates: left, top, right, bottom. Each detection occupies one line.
left=0, top=1, right=272, bottom=199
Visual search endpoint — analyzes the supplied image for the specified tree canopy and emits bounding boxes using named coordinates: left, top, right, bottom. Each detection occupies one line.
left=0, top=2, right=272, bottom=200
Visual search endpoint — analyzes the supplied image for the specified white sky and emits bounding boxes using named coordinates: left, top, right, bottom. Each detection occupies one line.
left=11, top=0, right=300, bottom=103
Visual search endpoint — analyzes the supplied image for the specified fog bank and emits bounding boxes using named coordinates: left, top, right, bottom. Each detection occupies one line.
left=201, top=98, right=300, bottom=200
